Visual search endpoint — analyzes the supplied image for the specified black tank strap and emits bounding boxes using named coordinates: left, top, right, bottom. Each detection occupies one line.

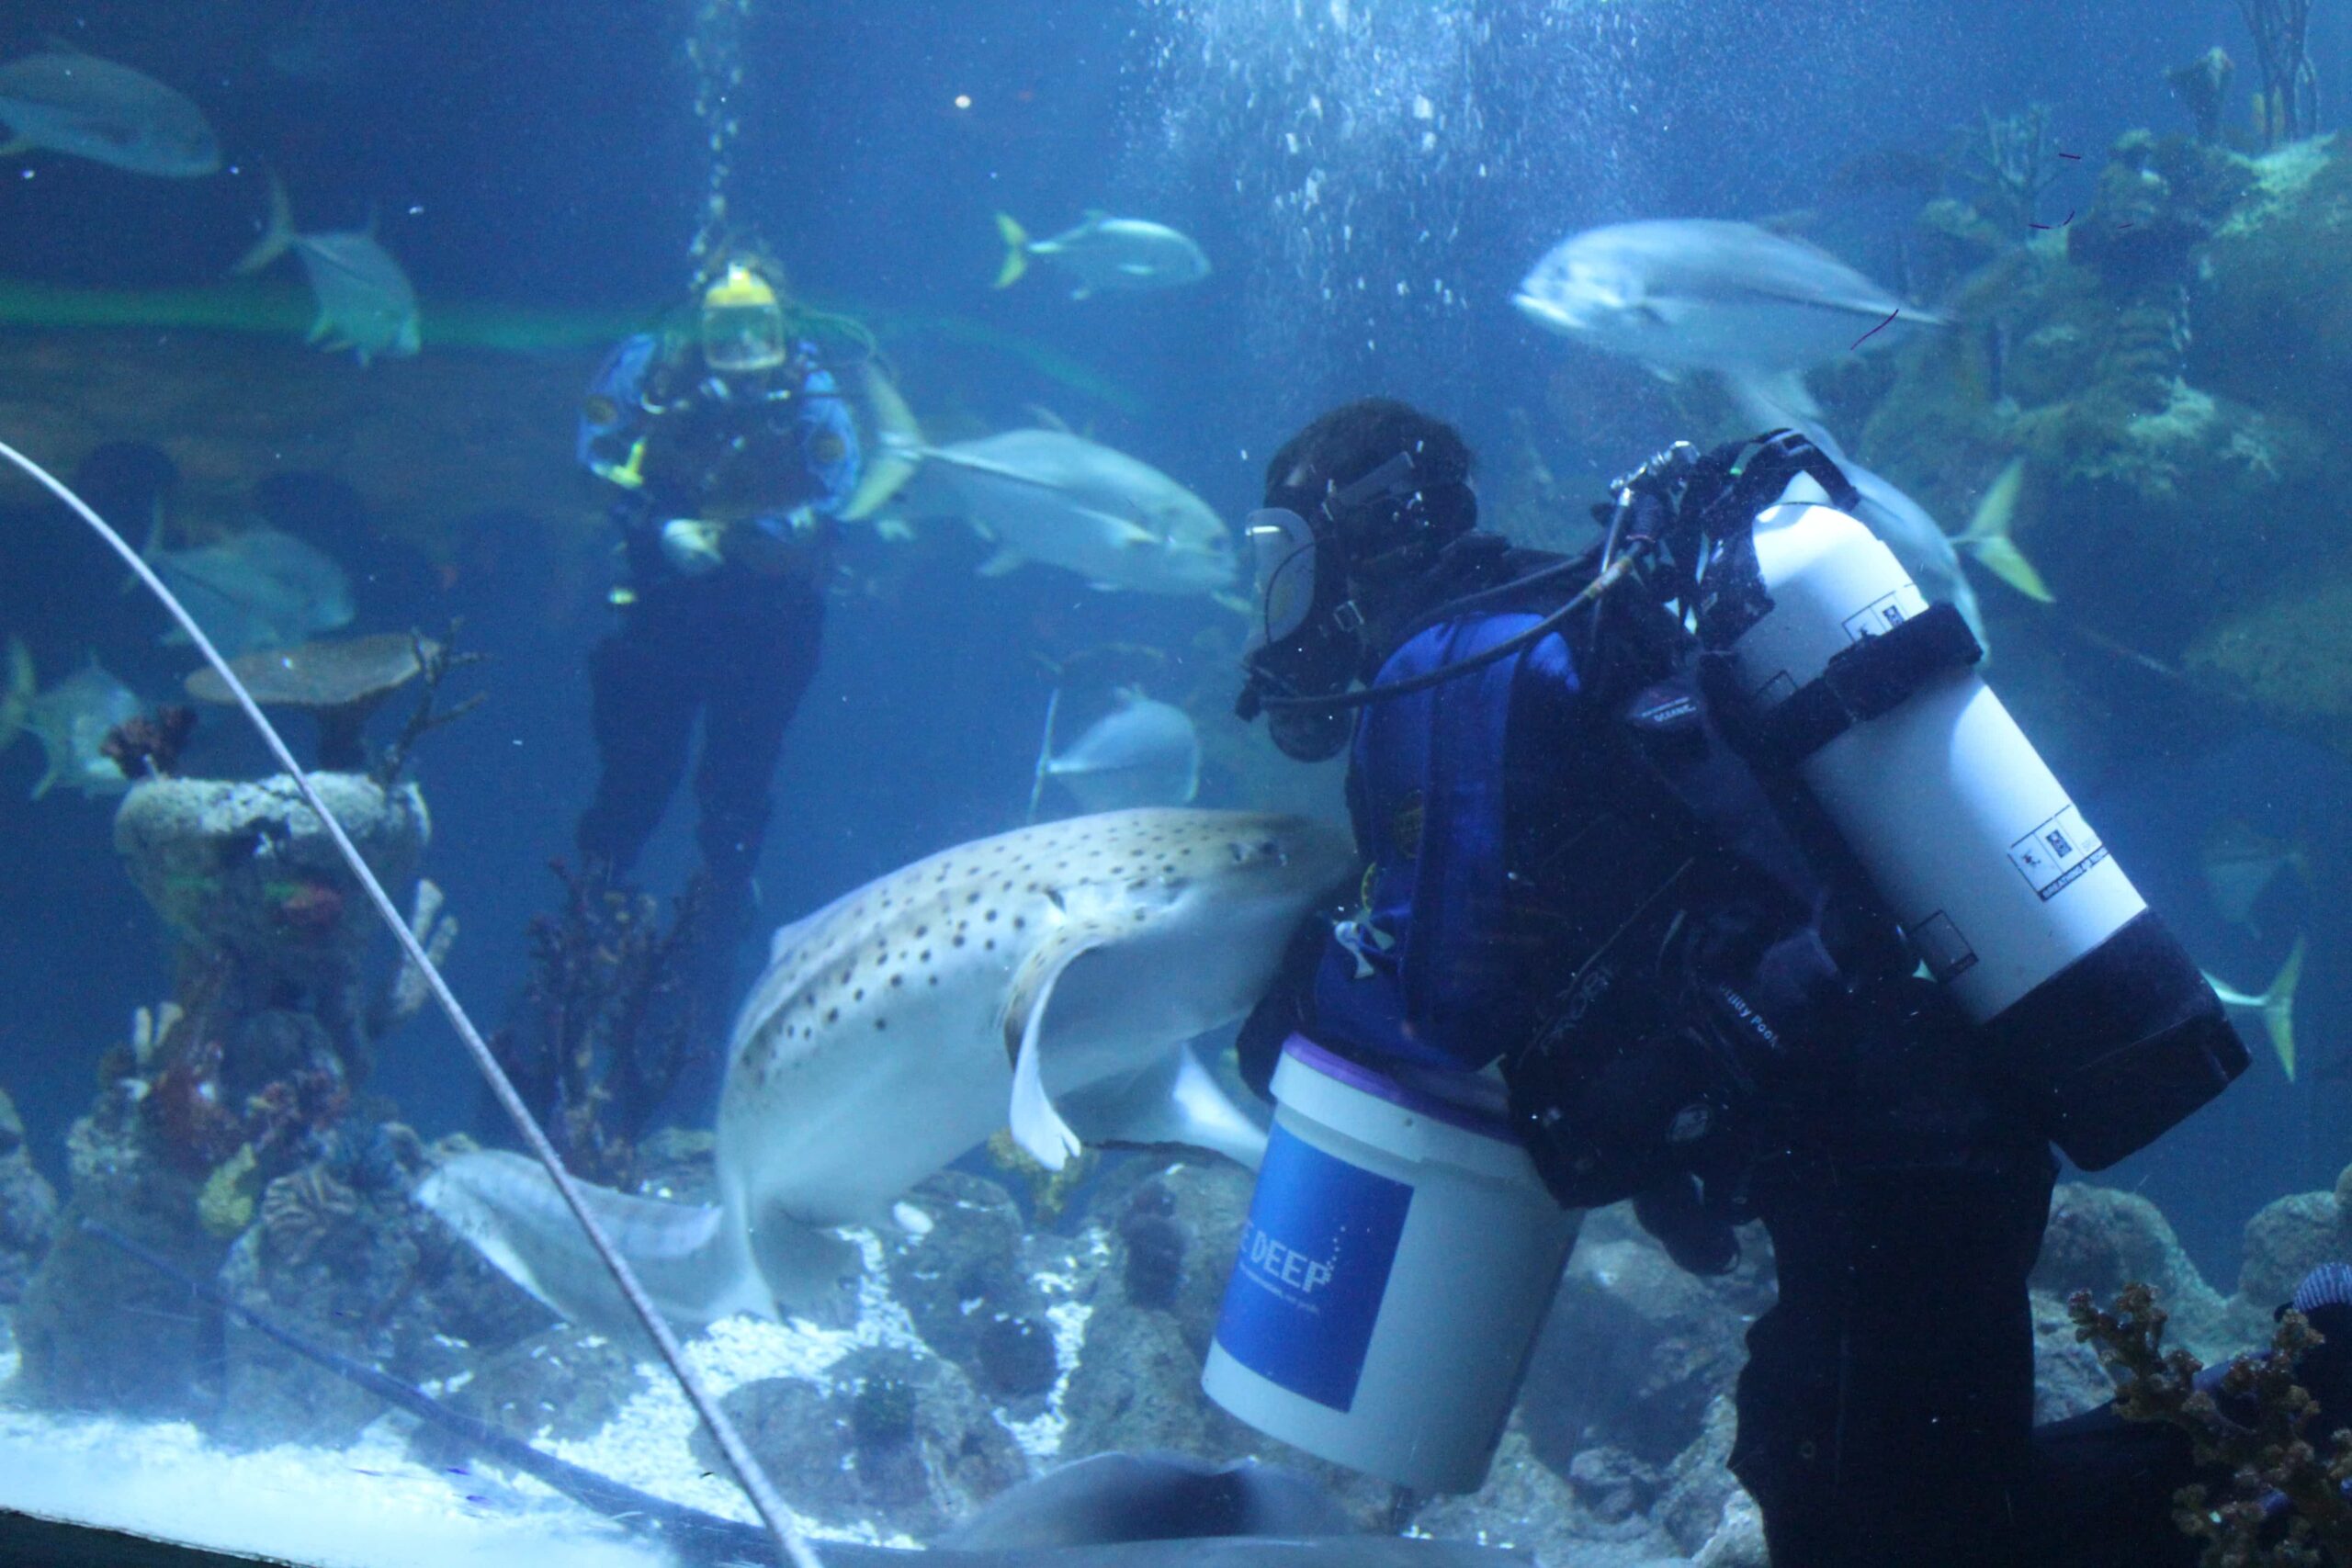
left=1727, top=601, right=1984, bottom=770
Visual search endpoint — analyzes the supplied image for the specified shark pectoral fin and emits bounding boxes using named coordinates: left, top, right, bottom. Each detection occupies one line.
left=978, top=545, right=1028, bottom=577
left=1059, top=1043, right=1270, bottom=1170
left=1001, top=922, right=1119, bottom=1169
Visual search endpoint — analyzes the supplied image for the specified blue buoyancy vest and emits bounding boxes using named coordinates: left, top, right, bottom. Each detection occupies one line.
left=1311, top=609, right=1582, bottom=1072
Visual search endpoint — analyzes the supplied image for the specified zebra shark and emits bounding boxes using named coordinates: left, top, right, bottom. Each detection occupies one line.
left=419, top=808, right=1353, bottom=1328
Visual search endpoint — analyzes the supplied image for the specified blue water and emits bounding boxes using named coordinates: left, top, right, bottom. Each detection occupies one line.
left=0, top=0, right=2345, bottom=1382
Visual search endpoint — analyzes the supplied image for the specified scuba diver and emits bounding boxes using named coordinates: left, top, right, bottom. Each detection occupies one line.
left=573, top=255, right=860, bottom=1057
left=1225, top=398, right=2346, bottom=1567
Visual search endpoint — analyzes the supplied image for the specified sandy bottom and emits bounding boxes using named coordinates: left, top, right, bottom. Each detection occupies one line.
left=0, top=1229, right=1091, bottom=1568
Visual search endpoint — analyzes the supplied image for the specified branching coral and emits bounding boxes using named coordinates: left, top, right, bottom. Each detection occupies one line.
left=490, top=863, right=707, bottom=1187
left=2071, top=1281, right=2352, bottom=1564
left=2237, top=0, right=2321, bottom=148
left=1956, top=104, right=2068, bottom=233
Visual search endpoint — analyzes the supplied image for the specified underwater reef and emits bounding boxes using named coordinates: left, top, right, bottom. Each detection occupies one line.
left=7, top=1048, right=2352, bottom=1568
left=1849, top=118, right=2352, bottom=758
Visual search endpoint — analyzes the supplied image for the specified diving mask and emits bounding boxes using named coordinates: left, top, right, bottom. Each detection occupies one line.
left=700, top=264, right=788, bottom=375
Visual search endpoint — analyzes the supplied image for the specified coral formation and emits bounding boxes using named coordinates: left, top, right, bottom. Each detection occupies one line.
left=0, top=1088, right=60, bottom=1304
left=2237, top=0, right=2321, bottom=148
left=2072, top=1281, right=2352, bottom=1563
left=488, top=862, right=706, bottom=1189
left=99, top=704, right=197, bottom=784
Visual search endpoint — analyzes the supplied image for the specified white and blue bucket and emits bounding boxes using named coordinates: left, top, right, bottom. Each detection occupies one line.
left=1201, top=1035, right=1581, bottom=1494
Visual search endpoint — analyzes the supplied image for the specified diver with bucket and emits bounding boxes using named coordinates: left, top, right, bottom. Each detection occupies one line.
left=1207, top=398, right=2345, bottom=1566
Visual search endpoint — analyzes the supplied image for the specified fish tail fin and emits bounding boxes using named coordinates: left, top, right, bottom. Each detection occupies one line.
left=993, top=213, right=1030, bottom=288
left=0, top=637, right=32, bottom=758
left=1725, top=368, right=1821, bottom=428
left=1958, top=457, right=2052, bottom=602
left=843, top=362, right=925, bottom=522
left=2265, top=935, right=2306, bottom=1081
left=415, top=1150, right=772, bottom=1333
left=1027, top=687, right=1062, bottom=825
left=232, top=172, right=297, bottom=276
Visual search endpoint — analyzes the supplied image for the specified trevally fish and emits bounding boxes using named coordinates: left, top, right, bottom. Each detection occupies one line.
left=0, top=48, right=220, bottom=176
left=995, top=211, right=1211, bottom=299
left=1030, top=688, right=1201, bottom=821
left=2202, top=817, right=2310, bottom=935
left=420, top=807, right=1354, bottom=1328
left=2208, top=934, right=2305, bottom=1081
left=6, top=646, right=141, bottom=799
left=848, top=367, right=1237, bottom=596
left=148, top=524, right=356, bottom=658
left=233, top=175, right=420, bottom=366
left=1513, top=219, right=1945, bottom=421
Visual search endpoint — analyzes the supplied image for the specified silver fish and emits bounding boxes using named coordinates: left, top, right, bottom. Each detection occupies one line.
left=13, top=651, right=140, bottom=800
left=0, top=49, right=219, bottom=176
left=1513, top=219, right=1943, bottom=420
left=149, top=525, right=356, bottom=658
left=995, top=211, right=1211, bottom=299
left=233, top=175, right=420, bottom=366
left=2202, top=818, right=2309, bottom=935
left=1030, top=687, right=1202, bottom=820
left=419, top=807, right=1355, bottom=1327
left=849, top=367, right=1236, bottom=596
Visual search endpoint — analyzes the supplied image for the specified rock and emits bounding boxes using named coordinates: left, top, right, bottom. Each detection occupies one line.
left=2031, top=1182, right=2232, bottom=1359
left=1414, top=1428, right=1679, bottom=1568
left=1653, top=1395, right=1742, bottom=1555
left=409, top=1322, right=647, bottom=1472
left=688, top=1346, right=1024, bottom=1540
left=882, top=1171, right=1048, bottom=1377
left=114, top=773, right=430, bottom=1076
left=1566, top=1444, right=1664, bottom=1525
left=0, top=1089, right=59, bottom=1303
left=1085, top=1154, right=1258, bottom=1362
left=1518, top=1203, right=1770, bottom=1471
left=215, top=1131, right=481, bottom=1451
left=2236, top=1189, right=2350, bottom=1313
left=14, top=1090, right=226, bottom=1418
left=2032, top=1290, right=2119, bottom=1423
left=1691, top=1490, right=1769, bottom=1568
left=115, top=773, right=429, bottom=965
left=1057, top=1275, right=1259, bottom=1461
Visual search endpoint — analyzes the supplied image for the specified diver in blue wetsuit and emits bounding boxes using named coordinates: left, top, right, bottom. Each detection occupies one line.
left=1228, top=399, right=2345, bottom=1568
left=573, top=257, right=860, bottom=1028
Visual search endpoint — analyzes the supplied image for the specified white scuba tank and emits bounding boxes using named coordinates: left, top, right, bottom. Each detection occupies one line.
left=1709, top=481, right=2244, bottom=1168
left=1729, top=495, right=2142, bottom=1016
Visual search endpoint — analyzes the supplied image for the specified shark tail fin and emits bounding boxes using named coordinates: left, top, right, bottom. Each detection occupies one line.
left=1958, top=457, right=2052, bottom=603
left=415, top=1149, right=770, bottom=1334
left=843, top=362, right=926, bottom=523
left=232, top=172, right=298, bottom=276
left=1027, top=686, right=1062, bottom=826
left=0, top=637, right=32, bottom=758
left=993, top=213, right=1030, bottom=288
